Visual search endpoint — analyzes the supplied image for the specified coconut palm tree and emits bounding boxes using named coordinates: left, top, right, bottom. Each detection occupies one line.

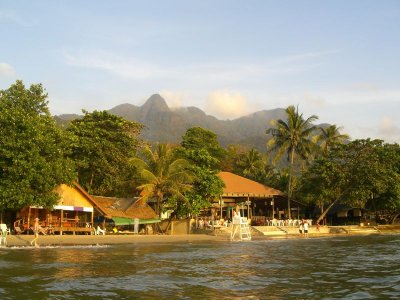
left=239, top=148, right=264, bottom=181
left=266, top=105, right=318, bottom=218
left=315, top=124, right=350, bottom=154
left=131, top=144, right=194, bottom=218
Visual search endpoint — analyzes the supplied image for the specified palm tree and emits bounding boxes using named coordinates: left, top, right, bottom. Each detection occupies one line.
left=315, top=125, right=350, bottom=154
left=266, top=105, right=318, bottom=218
left=131, top=144, right=194, bottom=218
left=239, top=148, right=264, bottom=181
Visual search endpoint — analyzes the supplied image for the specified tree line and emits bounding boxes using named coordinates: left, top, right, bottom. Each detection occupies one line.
left=1, top=81, right=399, bottom=223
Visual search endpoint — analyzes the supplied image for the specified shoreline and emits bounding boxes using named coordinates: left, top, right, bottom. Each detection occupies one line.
left=2, top=229, right=399, bottom=248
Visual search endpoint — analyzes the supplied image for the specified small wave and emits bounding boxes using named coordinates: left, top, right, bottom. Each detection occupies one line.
left=5, top=244, right=110, bottom=250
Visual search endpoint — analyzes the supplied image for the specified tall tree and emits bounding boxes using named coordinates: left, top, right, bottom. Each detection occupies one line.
left=67, top=110, right=143, bottom=196
left=300, top=139, right=400, bottom=224
left=181, top=127, right=226, bottom=168
left=0, top=81, right=75, bottom=209
left=266, top=105, right=318, bottom=218
left=314, top=124, right=349, bottom=154
left=220, top=144, right=248, bottom=173
left=178, top=127, right=225, bottom=217
left=238, top=148, right=263, bottom=180
left=132, top=144, right=194, bottom=218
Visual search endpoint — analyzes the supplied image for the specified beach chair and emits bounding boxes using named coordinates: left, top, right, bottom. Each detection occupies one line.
left=38, top=225, right=48, bottom=235
left=95, top=226, right=106, bottom=235
left=14, top=226, right=25, bottom=234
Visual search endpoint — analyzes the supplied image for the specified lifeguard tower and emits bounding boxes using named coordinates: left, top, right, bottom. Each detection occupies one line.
left=230, top=216, right=251, bottom=241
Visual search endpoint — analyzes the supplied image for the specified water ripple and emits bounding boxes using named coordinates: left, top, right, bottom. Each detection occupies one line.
left=0, top=235, right=399, bottom=299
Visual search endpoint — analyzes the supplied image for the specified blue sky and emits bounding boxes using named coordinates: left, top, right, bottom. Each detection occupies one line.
left=1, top=0, right=399, bottom=143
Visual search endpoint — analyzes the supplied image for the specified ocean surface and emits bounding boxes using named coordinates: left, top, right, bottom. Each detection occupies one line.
left=0, top=234, right=399, bottom=299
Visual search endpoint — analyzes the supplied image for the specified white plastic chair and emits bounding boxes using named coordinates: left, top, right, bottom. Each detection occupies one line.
left=0, top=224, right=9, bottom=246
left=95, top=226, right=106, bottom=235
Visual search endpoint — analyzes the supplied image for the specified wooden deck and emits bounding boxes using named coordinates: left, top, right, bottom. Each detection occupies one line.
left=50, top=226, right=95, bottom=235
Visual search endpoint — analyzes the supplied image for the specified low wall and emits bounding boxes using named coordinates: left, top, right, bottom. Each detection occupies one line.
left=160, top=219, right=193, bottom=235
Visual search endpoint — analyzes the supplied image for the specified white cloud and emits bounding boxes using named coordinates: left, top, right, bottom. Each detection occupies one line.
left=377, top=117, right=400, bottom=143
left=160, top=90, right=185, bottom=108
left=324, top=86, right=400, bottom=106
left=348, top=82, right=380, bottom=92
left=63, top=50, right=166, bottom=79
left=62, top=48, right=338, bottom=86
left=206, top=90, right=250, bottom=119
left=0, top=63, right=16, bottom=77
left=0, top=11, right=36, bottom=26
left=303, top=91, right=327, bottom=108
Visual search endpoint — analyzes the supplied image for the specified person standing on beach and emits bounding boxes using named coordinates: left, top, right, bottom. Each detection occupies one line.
left=30, top=217, right=39, bottom=247
left=299, top=220, right=303, bottom=236
left=303, top=220, right=309, bottom=238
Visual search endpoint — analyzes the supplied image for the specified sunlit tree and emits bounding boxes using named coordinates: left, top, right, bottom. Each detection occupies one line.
left=0, top=80, right=75, bottom=209
left=132, top=144, right=194, bottom=218
left=314, top=124, right=349, bottom=154
left=266, top=105, right=318, bottom=218
left=67, top=110, right=143, bottom=196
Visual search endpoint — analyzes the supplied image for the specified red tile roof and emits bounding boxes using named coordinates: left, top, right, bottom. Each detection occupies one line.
left=218, top=172, right=284, bottom=197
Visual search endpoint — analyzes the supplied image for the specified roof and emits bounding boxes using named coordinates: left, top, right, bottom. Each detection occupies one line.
left=91, top=196, right=157, bottom=220
left=72, top=182, right=108, bottom=215
left=218, top=172, right=285, bottom=197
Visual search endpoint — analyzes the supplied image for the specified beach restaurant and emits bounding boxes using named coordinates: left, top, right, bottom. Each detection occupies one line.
left=214, top=172, right=302, bottom=224
left=14, top=182, right=105, bottom=235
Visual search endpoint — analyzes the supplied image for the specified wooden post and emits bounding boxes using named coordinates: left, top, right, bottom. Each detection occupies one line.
left=28, top=206, right=32, bottom=228
left=60, top=209, right=64, bottom=235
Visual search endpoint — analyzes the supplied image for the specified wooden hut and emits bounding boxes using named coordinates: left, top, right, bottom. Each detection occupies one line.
left=91, top=196, right=160, bottom=231
left=14, top=182, right=106, bottom=235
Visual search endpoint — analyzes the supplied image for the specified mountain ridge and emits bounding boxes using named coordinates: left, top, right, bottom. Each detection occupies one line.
left=56, top=94, right=292, bottom=151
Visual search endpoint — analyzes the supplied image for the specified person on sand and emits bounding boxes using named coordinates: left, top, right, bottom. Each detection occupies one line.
left=303, top=219, right=309, bottom=238
left=0, top=228, right=7, bottom=246
left=233, top=206, right=241, bottom=224
left=30, top=217, right=39, bottom=247
left=299, top=220, right=304, bottom=236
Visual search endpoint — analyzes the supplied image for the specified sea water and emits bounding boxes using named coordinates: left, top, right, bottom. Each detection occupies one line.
left=0, top=234, right=399, bottom=299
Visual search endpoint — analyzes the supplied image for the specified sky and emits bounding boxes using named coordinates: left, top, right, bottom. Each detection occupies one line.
left=0, top=0, right=399, bottom=143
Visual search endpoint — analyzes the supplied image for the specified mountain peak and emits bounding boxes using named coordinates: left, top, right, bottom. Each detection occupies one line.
left=141, top=94, right=169, bottom=112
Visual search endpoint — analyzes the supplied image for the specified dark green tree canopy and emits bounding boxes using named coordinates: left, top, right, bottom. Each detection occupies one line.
left=178, top=127, right=225, bottom=216
left=0, top=80, right=76, bottom=209
left=299, top=139, right=400, bottom=223
left=181, top=127, right=226, bottom=168
left=67, top=110, right=143, bottom=196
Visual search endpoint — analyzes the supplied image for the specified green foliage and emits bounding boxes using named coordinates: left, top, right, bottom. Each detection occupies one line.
left=0, top=80, right=76, bottom=209
left=67, top=110, right=143, bottom=196
left=181, top=127, right=226, bottom=169
left=132, top=144, right=194, bottom=217
left=313, top=124, right=350, bottom=156
left=173, top=147, right=224, bottom=217
left=220, top=144, right=247, bottom=172
left=235, top=148, right=267, bottom=182
left=267, top=105, right=318, bottom=165
left=177, top=127, right=225, bottom=216
left=266, top=105, right=318, bottom=217
left=299, top=139, right=400, bottom=221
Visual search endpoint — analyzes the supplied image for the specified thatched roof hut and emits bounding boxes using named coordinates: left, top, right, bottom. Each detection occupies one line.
left=91, top=196, right=159, bottom=225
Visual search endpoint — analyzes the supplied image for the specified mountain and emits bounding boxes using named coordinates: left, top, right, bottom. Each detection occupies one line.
left=56, top=94, right=288, bottom=151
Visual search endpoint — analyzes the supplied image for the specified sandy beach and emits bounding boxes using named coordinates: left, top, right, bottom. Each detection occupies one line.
left=4, top=233, right=226, bottom=247
left=4, top=225, right=399, bottom=247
